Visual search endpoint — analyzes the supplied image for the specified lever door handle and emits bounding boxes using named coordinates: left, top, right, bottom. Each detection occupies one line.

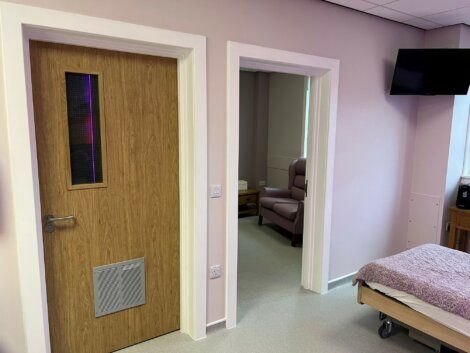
left=44, top=214, right=75, bottom=233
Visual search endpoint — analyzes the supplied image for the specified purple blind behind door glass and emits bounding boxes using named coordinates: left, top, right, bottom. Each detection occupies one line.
left=65, top=72, right=103, bottom=185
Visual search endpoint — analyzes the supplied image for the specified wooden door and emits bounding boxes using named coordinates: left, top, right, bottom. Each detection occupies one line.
left=30, top=41, right=180, bottom=353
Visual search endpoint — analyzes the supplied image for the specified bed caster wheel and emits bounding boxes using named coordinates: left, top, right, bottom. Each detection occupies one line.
left=378, top=320, right=395, bottom=339
left=379, top=312, right=387, bottom=321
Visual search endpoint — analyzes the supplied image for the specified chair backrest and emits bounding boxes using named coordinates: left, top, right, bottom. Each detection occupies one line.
left=288, top=157, right=306, bottom=201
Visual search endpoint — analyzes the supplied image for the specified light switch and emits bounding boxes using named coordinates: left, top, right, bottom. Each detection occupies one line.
left=210, top=184, right=222, bottom=198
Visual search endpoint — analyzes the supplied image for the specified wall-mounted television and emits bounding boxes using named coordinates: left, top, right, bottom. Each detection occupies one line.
left=390, top=49, right=470, bottom=96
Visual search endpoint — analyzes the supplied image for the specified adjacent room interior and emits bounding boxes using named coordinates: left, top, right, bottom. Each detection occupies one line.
left=237, top=69, right=309, bottom=320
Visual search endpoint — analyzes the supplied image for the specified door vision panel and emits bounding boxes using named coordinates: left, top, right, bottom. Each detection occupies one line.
left=30, top=41, right=180, bottom=353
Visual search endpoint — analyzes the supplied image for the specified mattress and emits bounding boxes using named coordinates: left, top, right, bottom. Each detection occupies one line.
left=354, top=244, right=470, bottom=321
left=367, top=281, right=470, bottom=337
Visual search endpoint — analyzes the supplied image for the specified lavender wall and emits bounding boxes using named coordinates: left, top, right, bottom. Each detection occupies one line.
left=0, top=78, right=27, bottom=353
left=407, top=25, right=470, bottom=248
left=5, top=0, right=423, bottom=325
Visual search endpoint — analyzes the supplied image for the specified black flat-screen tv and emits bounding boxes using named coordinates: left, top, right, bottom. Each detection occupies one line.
left=390, top=49, right=470, bottom=95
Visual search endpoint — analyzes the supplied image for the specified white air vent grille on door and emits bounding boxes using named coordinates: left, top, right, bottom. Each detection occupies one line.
left=93, top=258, right=146, bottom=317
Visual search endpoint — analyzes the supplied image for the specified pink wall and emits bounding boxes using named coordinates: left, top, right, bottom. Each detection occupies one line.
left=411, top=96, right=454, bottom=196
left=3, top=0, right=423, bottom=325
left=0, top=93, right=27, bottom=353
left=424, top=25, right=462, bottom=48
left=460, top=25, right=470, bottom=47
left=408, top=25, right=470, bottom=247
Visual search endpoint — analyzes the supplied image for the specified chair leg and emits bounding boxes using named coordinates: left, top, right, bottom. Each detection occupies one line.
left=258, top=215, right=263, bottom=225
left=291, top=233, right=298, bottom=247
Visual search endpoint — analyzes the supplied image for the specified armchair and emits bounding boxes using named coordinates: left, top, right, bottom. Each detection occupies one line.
left=258, top=157, right=306, bottom=247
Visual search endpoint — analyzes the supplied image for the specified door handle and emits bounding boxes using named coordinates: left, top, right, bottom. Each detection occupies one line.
left=44, top=214, right=75, bottom=233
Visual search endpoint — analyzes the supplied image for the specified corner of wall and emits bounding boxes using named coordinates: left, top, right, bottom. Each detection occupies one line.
left=407, top=27, right=470, bottom=247
left=0, top=26, right=27, bottom=351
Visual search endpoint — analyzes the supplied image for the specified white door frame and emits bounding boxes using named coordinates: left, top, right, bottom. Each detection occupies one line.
left=226, top=41, right=339, bottom=328
left=0, top=2, right=208, bottom=352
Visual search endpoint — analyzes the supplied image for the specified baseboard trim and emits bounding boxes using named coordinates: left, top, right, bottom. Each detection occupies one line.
left=328, top=271, right=357, bottom=290
left=206, top=318, right=226, bottom=327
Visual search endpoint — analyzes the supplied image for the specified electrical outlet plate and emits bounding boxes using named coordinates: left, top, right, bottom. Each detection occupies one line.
left=209, top=265, right=221, bottom=279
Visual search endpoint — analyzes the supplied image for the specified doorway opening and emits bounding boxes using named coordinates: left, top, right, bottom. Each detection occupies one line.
left=226, top=42, right=340, bottom=328
left=237, top=69, right=311, bottom=320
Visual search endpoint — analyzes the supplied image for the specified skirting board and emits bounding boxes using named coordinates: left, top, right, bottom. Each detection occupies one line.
left=207, top=318, right=226, bottom=328
left=328, top=272, right=357, bottom=290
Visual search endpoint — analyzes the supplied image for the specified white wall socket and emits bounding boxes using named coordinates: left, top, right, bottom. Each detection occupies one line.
left=210, top=184, right=222, bottom=198
left=258, top=180, right=266, bottom=186
left=209, top=265, right=221, bottom=279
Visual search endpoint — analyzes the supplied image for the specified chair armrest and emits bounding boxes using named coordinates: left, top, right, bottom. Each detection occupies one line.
left=261, top=187, right=291, bottom=198
left=296, top=201, right=304, bottom=218
left=293, top=201, right=305, bottom=234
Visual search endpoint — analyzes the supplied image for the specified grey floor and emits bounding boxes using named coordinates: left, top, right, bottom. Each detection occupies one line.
left=119, top=216, right=432, bottom=353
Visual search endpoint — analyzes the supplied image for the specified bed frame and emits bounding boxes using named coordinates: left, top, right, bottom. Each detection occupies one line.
left=357, top=282, right=470, bottom=352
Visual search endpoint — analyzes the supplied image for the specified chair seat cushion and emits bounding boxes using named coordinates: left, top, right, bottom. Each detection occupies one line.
left=272, top=202, right=298, bottom=221
left=260, top=197, right=298, bottom=210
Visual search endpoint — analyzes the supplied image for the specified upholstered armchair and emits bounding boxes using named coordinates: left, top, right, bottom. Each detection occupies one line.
left=258, top=158, right=306, bottom=247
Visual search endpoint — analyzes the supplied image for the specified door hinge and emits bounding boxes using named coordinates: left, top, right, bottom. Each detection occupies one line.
left=305, top=180, right=308, bottom=197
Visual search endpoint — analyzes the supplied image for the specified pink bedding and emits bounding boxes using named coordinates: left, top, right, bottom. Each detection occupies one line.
left=353, top=244, right=470, bottom=320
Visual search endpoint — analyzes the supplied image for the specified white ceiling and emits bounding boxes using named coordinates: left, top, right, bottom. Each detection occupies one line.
left=325, top=0, right=470, bottom=29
